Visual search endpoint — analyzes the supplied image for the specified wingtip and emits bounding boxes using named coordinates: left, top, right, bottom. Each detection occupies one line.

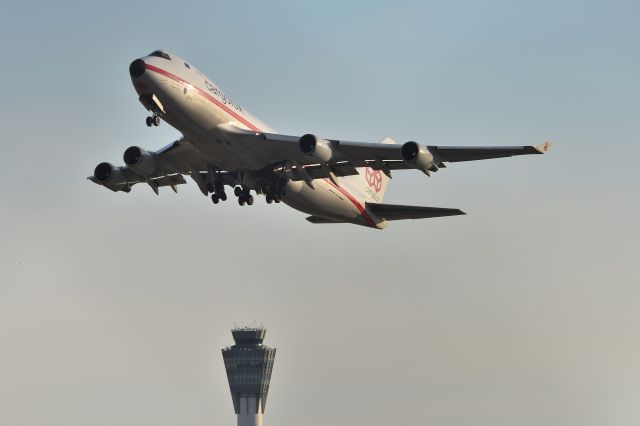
left=535, top=141, right=553, bottom=154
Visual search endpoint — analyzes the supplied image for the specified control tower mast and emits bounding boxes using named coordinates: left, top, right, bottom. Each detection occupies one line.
left=222, top=327, right=276, bottom=426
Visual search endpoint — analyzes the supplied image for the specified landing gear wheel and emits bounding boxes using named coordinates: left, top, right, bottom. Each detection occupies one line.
left=234, top=186, right=242, bottom=197
left=247, top=195, right=254, bottom=206
left=266, top=194, right=273, bottom=204
left=211, top=194, right=219, bottom=204
left=146, top=116, right=153, bottom=127
left=219, top=191, right=227, bottom=201
left=238, top=198, right=245, bottom=206
left=153, top=115, right=161, bottom=126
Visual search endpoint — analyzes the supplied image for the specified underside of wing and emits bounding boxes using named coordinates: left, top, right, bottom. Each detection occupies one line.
left=366, top=202, right=466, bottom=220
left=88, top=137, right=215, bottom=193
left=216, top=124, right=552, bottom=181
left=429, top=142, right=552, bottom=163
left=89, top=122, right=552, bottom=198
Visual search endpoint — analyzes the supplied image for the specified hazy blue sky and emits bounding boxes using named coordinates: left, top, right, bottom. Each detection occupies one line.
left=1, top=1, right=639, bottom=425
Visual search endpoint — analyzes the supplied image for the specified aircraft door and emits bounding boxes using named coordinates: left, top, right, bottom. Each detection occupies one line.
left=183, top=85, right=193, bottom=102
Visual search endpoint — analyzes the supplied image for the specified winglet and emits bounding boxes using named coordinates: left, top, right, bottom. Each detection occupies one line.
left=535, top=141, right=553, bottom=154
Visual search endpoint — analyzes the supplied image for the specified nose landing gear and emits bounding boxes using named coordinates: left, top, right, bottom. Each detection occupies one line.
left=146, top=114, right=161, bottom=127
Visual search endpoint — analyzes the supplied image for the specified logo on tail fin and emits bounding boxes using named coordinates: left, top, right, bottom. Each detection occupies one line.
left=365, top=168, right=383, bottom=192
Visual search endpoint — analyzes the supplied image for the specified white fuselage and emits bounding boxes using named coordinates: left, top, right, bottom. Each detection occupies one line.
left=132, top=52, right=383, bottom=228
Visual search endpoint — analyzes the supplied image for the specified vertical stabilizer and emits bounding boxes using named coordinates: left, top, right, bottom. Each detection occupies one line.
left=355, top=136, right=395, bottom=203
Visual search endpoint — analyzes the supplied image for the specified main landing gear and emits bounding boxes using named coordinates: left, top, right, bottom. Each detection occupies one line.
left=234, top=186, right=254, bottom=206
left=265, top=191, right=282, bottom=204
left=211, top=191, right=227, bottom=204
left=146, top=114, right=161, bottom=127
left=209, top=181, right=227, bottom=204
left=208, top=178, right=283, bottom=207
left=265, top=183, right=285, bottom=204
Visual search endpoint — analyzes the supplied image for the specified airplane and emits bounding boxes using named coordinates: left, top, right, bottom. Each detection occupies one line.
left=89, top=49, right=551, bottom=229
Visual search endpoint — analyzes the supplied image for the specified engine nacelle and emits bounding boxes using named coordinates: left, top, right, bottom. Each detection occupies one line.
left=401, top=141, right=438, bottom=172
left=93, top=162, right=123, bottom=184
left=123, top=146, right=156, bottom=176
left=298, top=134, right=333, bottom=163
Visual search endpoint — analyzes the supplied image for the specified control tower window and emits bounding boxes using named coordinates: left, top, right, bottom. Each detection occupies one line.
left=149, top=50, right=171, bottom=60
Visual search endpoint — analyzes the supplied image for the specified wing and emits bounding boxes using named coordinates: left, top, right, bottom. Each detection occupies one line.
left=427, top=142, right=552, bottom=162
left=88, top=137, right=235, bottom=194
left=216, top=124, right=552, bottom=181
left=89, top=125, right=551, bottom=194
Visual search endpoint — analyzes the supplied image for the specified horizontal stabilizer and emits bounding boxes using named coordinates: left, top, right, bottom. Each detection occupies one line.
left=305, top=216, right=344, bottom=224
left=366, top=202, right=465, bottom=221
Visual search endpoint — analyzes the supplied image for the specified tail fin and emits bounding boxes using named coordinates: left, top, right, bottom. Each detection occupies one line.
left=357, top=136, right=395, bottom=203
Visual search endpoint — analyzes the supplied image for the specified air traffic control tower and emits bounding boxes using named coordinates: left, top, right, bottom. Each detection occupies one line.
left=222, top=327, right=276, bottom=426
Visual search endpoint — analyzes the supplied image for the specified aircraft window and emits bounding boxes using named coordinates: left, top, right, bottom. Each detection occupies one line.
left=149, top=50, right=171, bottom=60
left=184, top=62, right=191, bottom=69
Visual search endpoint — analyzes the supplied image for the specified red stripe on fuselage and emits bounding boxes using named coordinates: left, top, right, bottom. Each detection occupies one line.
left=145, top=63, right=261, bottom=132
left=143, top=63, right=378, bottom=228
left=324, top=179, right=377, bottom=227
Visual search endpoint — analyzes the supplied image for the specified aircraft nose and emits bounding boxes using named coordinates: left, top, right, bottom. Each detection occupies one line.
left=129, top=59, right=146, bottom=78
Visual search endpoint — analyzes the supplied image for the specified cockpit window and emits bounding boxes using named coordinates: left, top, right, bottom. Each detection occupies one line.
left=149, top=50, right=171, bottom=60
left=184, top=62, right=191, bottom=69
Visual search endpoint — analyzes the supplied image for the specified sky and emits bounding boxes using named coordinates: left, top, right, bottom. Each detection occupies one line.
left=1, top=1, right=639, bottom=425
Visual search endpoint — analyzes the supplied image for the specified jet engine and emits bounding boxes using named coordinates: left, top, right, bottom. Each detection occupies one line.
left=93, top=162, right=123, bottom=184
left=123, top=146, right=156, bottom=176
left=401, top=141, right=438, bottom=173
left=298, top=134, right=333, bottom=163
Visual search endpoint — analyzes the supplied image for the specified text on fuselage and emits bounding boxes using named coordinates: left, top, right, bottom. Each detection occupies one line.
left=204, top=81, right=244, bottom=114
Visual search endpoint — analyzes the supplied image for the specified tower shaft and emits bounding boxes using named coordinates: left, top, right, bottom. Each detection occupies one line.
left=237, top=397, right=263, bottom=426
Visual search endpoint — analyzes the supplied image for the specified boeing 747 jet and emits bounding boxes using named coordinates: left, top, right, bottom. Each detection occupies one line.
left=89, top=50, right=551, bottom=229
